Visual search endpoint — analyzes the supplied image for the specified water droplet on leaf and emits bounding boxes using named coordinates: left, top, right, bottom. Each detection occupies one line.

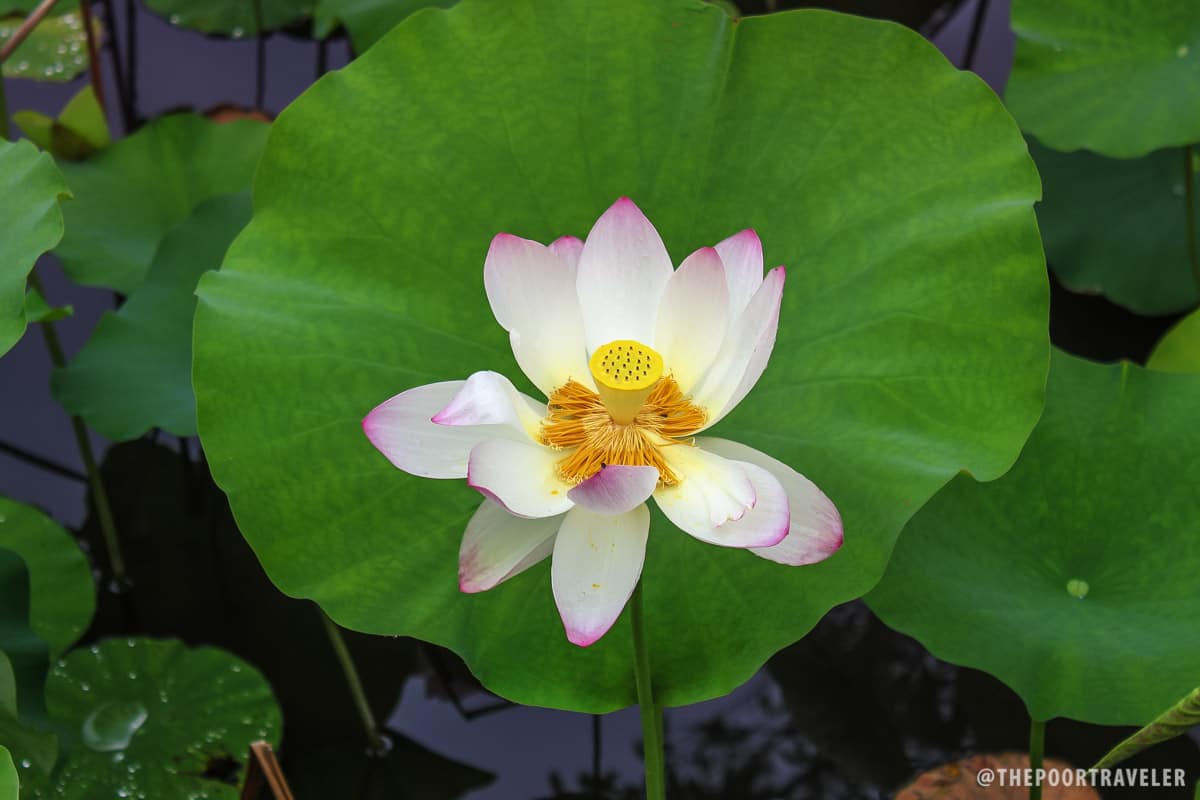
left=366, top=732, right=394, bottom=758
left=82, top=700, right=149, bottom=752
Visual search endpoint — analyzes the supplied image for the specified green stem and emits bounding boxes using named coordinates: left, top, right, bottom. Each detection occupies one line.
left=28, top=272, right=127, bottom=587
left=78, top=0, right=106, bottom=117
left=631, top=581, right=665, bottom=800
left=1185, top=145, right=1200, bottom=295
left=1092, top=687, right=1199, bottom=770
left=1029, top=717, right=1046, bottom=800
left=318, top=607, right=386, bottom=754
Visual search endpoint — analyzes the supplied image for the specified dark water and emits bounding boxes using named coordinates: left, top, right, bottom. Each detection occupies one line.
left=3, top=1, right=1198, bottom=797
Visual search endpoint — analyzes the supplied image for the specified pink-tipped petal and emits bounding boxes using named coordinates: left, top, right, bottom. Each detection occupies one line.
left=714, top=229, right=764, bottom=317
left=484, top=233, right=590, bottom=395
left=576, top=198, right=674, bottom=352
left=458, top=500, right=560, bottom=593
left=549, top=235, right=584, bottom=270
left=432, top=370, right=544, bottom=440
left=691, top=266, right=786, bottom=428
left=567, top=465, right=659, bottom=515
left=467, top=439, right=574, bottom=519
left=364, top=381, right=529, bottom=479
left=551, top=504, right=649, bottom=647
left=657, top=443, right=787, bottom=551
left=653, top=247, right=729, bottom=393
left=653, top=444, right=788, bottom=548
left=698, top=438, right=842, bottom=565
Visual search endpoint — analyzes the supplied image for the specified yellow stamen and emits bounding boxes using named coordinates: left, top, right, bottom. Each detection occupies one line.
left=541, top=370, right=707, bottom=486
left=588, top=340, right=665, bottom=425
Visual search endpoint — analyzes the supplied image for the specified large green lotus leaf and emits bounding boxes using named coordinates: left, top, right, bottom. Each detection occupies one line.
left=0, top=652, right=15, bottom=718
left=867, top=351, right=1200, bottom=725
left=192, top=0, right=1048, bottom=712
left=1149, top=309, right=1200, bottom=373
left=13, top=85, right=111, bottom=162
left=44, top=638, right=281, bottom=799
left=0, top=654, right=56, bottom=800
left=0, top=746, right=16, bottom=800
left=1006, top=0, right=1200, bottom=158
left=0, top=139, right=69, bottom=358
left=21, top=289, right=71, bottom=326
left=0, top=553, right=46, bottom=727
left=0, top=709, right=56, bottom=800
left=313, top=0, right=453, bottom=52
left=1031, top=139, right=1200, bottom=314
left=0, top=12, right=99, bottom=83
left=0, top=499, right=93, bottom=727
left=146, top=0, right=313, bottom=35
left=0, top=500, right=94, bottom=659
left=0, top=655, right=58, bottom=800
left=52, top=194, right=251, bottom=441
left=55, top=114, right=268, bottom=294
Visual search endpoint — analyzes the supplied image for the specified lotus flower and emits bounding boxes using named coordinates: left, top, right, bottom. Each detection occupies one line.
left=364, top=198, right=843, bottom=646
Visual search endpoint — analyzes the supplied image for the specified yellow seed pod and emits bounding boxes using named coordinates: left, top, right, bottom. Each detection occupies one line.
left=588, top=340, right=664, bottom=424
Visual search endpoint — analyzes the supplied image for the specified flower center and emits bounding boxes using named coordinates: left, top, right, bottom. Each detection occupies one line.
left=589, top=339, right=665, bottom=424
left=541, top=340, right=706, bottom=486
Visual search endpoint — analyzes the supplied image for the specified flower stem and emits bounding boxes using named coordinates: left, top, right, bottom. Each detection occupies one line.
left=95, top=0, right=132, bottom=131
left=123, top=0, right=137, bottom=120
left=1029, top=717, right=1046, bottom=800
left=1185, top=145, right=1200, bottom=296
left=631, top=581, right=666, bottom=799
left=28, top=272, right=128, bottom=588
left=318, top=607, right=386, bottom=754
left=0, top=0, right=62, bottom=63
left=78, top=0, right=106, bottom=116
left=252, top=0, right=265, bottom=110
left=961, top=0, right=991, bottom=71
